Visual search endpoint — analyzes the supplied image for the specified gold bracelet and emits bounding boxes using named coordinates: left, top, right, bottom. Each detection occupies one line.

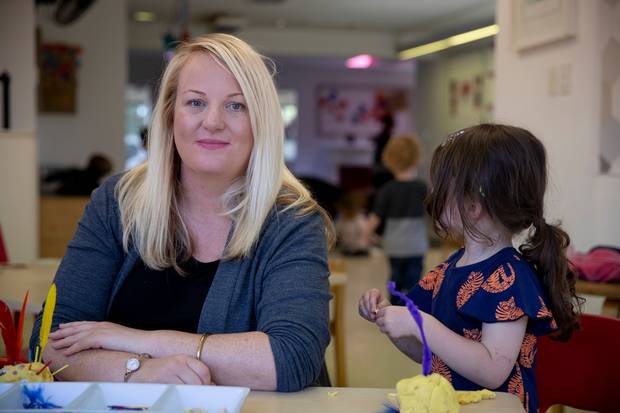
left=196, top=332, right=209, bottom=360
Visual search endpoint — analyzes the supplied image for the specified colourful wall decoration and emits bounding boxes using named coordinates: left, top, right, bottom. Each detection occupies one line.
left=316, top=86, right=407, bottom=140
left=38, top=43, right=81, bottom=113
left=447, top=70, right=494, bottom=121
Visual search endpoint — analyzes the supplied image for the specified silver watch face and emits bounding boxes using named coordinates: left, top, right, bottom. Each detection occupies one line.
left=126, top=357, right=140, bottom=372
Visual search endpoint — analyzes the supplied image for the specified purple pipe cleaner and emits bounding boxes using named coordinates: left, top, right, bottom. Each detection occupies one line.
left=387, top=281, right=431, bottom=376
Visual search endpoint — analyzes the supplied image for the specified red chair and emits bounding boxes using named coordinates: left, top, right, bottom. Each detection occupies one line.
left=536, top=314, right=620, bottom=413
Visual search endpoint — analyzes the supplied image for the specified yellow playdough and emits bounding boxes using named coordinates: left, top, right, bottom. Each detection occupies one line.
left=0, top=362, right=53, bottom=383
left=456, top=389, right=496, bottom=404
left=397, top=373, right=460, bottom=413
left=395, top=373, right=497, bottom=412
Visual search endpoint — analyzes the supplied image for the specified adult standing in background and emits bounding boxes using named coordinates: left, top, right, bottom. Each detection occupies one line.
left=31, top=34, right=334, bottom=392
left=371, top=112, right=395, bottom=191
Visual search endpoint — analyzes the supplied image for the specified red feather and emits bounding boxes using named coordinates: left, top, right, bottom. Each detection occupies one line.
left=0, top=300, right=17, bottom=365
left=15, top=290, right=29, bottom=362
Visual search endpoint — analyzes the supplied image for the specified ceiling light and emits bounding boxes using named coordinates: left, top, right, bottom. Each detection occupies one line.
left=133, top=11, right=155, bottom=22
left=399, top=24, right=499, bottom=60
left=346, top=54, right=376, bottom=69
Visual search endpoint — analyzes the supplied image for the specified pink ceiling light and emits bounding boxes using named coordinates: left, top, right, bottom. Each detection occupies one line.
left=346, top=54, right=376, bottom=69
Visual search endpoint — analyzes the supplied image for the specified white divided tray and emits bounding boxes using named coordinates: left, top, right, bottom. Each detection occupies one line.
left=0, top=382, right=250, bottom=412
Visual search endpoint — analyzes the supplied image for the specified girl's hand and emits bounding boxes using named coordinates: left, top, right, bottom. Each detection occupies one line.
left=358, top=289, right=390, bottom=322
left=130, top=355, right=212, bottom=385
left=49, top=321, right=147, bottom=356
left=375, top=306, right=420, bottom=340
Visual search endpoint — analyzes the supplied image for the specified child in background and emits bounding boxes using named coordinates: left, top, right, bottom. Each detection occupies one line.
left=359, top=124, right=582, bottom=413
left=368, top=135, right=428, bottom=303
left=335, top=191, right=370, bottom=256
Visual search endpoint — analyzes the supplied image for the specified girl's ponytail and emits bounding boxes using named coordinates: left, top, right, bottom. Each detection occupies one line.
left=520, top=219, right=582, bottom=340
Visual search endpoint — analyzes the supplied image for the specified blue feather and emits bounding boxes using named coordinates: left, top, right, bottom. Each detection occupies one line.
left=378, top=401, right=400, bottom=413
left=22, top=385, right=61, bottom=409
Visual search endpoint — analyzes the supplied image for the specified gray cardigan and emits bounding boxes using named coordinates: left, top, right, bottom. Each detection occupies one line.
left=30, top=175, right=331, bottom=392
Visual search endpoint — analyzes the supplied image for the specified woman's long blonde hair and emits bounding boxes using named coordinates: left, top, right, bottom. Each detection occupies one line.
left=117, top=34, right=333, bottom=269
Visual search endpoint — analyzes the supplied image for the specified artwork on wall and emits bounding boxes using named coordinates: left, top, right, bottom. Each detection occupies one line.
left=513, top=0, right=577, bottom=51
left=599, top=1, right=620, bottom=176
left=38, top=43, right=81, bottom=113
left=447, top=69, right=494, bottom=121
left=316, top=86, right=408, bottom=140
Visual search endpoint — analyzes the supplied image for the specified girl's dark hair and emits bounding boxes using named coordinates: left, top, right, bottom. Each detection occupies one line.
left=426, top=123, right=582, bottom=340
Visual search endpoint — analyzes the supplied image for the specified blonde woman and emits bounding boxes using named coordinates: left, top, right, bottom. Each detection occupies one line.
left=30, top=34, right=334, bottom=392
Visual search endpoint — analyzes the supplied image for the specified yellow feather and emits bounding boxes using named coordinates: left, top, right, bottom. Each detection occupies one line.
left=39, top=283, right=57, bottom=355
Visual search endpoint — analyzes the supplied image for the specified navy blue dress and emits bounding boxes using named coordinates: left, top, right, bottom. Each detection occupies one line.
left=407, top=247, right=556, bottom=413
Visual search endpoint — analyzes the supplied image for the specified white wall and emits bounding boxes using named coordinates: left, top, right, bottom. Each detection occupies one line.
left=0, top=132, right=38, bottom=263
left=37, top=0, right=127, bottom=173
left=275, top=57, right=416, bottom=184
left=0, top=1, right=38, bottom=263
left=0, top=0, right=37, bottom=132
left=495, top=0, right=620, bottom=250
left=415, top=43, right=495, bottom=178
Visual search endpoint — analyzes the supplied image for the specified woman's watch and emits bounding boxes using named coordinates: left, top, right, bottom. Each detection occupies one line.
left=123, top=353, right=151, bottom=382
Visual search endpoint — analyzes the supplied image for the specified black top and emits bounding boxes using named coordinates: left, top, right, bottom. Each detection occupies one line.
left=44, top=168, right=103, bottom=196
left=108, top=258, right=219, bottom=333
left=373, top=180, right=428, bottom=218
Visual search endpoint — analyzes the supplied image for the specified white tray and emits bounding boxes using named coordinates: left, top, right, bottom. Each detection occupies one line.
left=0, top=382, right=250, bottom=412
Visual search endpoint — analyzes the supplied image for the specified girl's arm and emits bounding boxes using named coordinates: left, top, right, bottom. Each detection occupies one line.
left=376, top=306, right=527, bottom=389
left=358, top=290, right=424, bottom=362
left=389, top=336, right=423, bottom=362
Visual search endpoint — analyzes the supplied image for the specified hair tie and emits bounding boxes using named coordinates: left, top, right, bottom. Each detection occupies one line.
left=533, top=218, right=547, bottom=229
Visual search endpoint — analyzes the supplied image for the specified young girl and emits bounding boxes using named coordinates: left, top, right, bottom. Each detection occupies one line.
left=359, top=124, right=581, bottom=413
left=335, top=191, right=370, bottom=256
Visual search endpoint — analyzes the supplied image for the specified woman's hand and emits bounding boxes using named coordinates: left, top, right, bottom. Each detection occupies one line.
left=358, top=289, right=390, bottom=322
left=130, top=355, right=212, bottom=385
left=375, top=305, right=421, bottom=340
left=49, top=321, right=147, bottom=356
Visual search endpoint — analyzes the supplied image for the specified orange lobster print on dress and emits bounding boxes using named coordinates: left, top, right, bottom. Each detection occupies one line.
left=482, top=263, right=516, bottom=293
left=456, top=271, right=484, bottom=309
left=431, top=354, right=452, bottom=382
left=463, top=328, right=481, bottom=342
left=508, top=364, right=525, bottom=404
left=537, top=296, right=558, bottom=329
left=495, top=297, right=525, bottom=321
left=518, top=333, right=537, bottom=368
left=419, top=263, right=448, bottom=294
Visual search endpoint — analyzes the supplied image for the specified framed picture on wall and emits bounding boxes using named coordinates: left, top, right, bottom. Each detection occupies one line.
left=513, top=0, right=577, bottom=51
left=38, top=43, right=81, bottom=113
left=316, top=85, right=408, bottom=140
left=316, top=85, right=381, bottom=140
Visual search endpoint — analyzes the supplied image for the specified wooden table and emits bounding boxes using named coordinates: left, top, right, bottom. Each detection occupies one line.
left=328, top=271, right=347, bottom=387
left=242, top=387, right=525, bottom=412
left=576, top=279, right=620, bottom=318
left=0, top=262, right=58, bottom=314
